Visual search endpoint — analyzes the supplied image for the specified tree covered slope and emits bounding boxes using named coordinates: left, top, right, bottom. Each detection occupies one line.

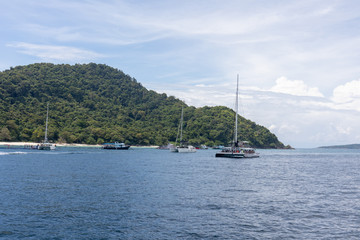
left=0, top=63, right=287, bottom=148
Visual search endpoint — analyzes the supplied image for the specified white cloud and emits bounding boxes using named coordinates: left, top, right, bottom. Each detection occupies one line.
left=332, top=79, right=360, bottom=103
left=277, top=124, right=301, bottom=135
left=153, top=76, right=360, bottom=148
left=270, top=77, right=324, bottom=97
left=268, top=124, right=277, bottom=132
left=336, top=125, right=352, bottom=135
left=330, top=80, right=360, bottom=112
left=7, top=42, right=104, bottom=61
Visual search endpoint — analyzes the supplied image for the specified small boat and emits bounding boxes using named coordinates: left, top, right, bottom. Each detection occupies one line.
left=38, top=142, right=56, bottom=150
left=171, top=107, right=196, bottom=153
left=102, top=142, right=130, bottom=150
left=177, top=145, right=197, bottom=153
left=215, top=146, right=244, bottom=158
left=38, top=103, right=56, bottom=150
left=215, top=75, right=259, bottom=158
left=212, top=145, right=224, bottom=149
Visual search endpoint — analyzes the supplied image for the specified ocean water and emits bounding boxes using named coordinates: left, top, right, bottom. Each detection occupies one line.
left=0, top=147, right=359, bottom=239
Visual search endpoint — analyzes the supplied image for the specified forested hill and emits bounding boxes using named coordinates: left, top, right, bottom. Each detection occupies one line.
left=0, top=63, right=288, bottom=148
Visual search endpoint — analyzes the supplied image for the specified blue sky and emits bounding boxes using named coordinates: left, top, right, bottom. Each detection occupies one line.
left=2, top=0, right=360, bottom=147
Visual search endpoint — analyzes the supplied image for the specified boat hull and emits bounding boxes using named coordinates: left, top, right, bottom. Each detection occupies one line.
left=102, top=142, right=130, bottom=150
left=215, top=152, right=244, bottom=158
left=176, top=146, right=196, bottom=153
left=38, top=143, right=56, bottom=150
left=103, top=146, right=130, bottom=150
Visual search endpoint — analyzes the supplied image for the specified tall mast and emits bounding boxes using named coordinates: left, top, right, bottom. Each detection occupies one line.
left=175, top=120, right=181, bottom=145
left=44, top=103, right=49, bottom=143
left=180, top=106, right=184, bottom=142
left=234, top=75, right=239, bottom=144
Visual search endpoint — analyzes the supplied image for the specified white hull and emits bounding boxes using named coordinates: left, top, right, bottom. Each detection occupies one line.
left=39, top=103, right=56, bottom=151
left=38, top=143, right=56, bottom=150
left=176, top=146, right=196, bottom=153
left=172, top=107, right=197, bottom=153
left=242, top=147, right=259, bottom=158
left=102, top=142, right=130, bottom=150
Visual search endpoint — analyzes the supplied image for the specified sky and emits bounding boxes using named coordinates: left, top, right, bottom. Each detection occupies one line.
left=1, top=0, right=360, bottom=148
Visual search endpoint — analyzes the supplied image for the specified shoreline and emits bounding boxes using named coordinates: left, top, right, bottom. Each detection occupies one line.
left=0, top=141, right=99, bottom=148
left=0, top=142, right=159, bottom=149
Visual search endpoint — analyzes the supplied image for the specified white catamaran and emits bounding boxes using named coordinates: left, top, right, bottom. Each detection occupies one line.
left=38, top=103, right=56, bottom=150
left=215, top=75, right=259, bottom=158
left=170, top=107, right=196, bottom=153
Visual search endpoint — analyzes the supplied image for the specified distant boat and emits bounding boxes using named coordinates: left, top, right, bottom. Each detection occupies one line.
left=212, top=145, right=224, bottom=149
left=38, top=103, right=56, bottom=150
left=215, top=75, right=259, bottom=158
left=170, top=107, right=196, bottom=153
left=196, top=145, right=208, bottom=150
left=102, top=142, right=130, bottom=150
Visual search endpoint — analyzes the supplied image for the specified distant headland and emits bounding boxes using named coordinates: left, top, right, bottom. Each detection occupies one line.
left=318, top=144, right=360, bottom=149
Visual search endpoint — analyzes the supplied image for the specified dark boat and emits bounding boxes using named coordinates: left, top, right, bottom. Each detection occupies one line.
left=216, top=75, right=259, bottom=158
left=215, top=145, right=245, bottom=158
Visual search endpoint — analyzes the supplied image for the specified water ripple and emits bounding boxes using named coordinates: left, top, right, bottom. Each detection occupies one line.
left=1, top=148, right=360, bottom=239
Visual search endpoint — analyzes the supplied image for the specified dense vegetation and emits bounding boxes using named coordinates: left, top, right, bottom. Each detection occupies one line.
left=0, top=63, right=288, bottom=148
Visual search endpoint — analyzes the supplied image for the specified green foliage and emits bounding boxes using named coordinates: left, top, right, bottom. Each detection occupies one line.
left=0, top=127, right=11, bottom=141
left=0, top=63, right=286, bottom=148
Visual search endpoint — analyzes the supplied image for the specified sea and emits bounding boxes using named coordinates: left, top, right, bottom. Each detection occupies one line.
left=0, top=147, right=359, bottom=239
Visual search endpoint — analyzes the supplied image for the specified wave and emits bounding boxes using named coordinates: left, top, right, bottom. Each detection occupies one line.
left=0, top=151, right=28, bottom=155
left=0, top=150, right=102, bottom=156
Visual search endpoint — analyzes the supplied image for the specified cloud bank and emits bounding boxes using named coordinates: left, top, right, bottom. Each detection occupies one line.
left=7, top=42, right=104, bottom=61
left=153, top=76, right=360, bottom=147
left=2, top=0, right=360, bottom=147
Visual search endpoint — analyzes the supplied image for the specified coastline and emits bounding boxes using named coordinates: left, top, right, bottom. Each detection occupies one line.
left=0, top=142, right=159, bottom=149
left=0, top=141, right=100, bottom=148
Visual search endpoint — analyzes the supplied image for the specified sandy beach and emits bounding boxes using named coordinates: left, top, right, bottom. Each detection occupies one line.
left=0, top=142, right=159, bottom=148
left=0, top=141, right=100, bottom=148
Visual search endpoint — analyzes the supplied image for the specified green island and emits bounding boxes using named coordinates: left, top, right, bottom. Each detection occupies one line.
left=0, top=63, right=290, bottom=148
left=318, top=144, right=360, bottom=149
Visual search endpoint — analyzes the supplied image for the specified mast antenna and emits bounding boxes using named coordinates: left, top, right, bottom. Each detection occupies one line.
left=234, top=75, right=239, bottom=144
left=44, top=102, right=49, bottom=143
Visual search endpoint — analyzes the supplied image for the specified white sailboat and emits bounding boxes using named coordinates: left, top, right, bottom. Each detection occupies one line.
left=170, top=107, right=196, bottom=153
left=215, top=75, right=259, bottom=158
left=38, top=103, right=56, bottom=150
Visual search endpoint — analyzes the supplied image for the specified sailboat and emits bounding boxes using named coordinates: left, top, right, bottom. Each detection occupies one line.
left=38, top=103, right=56, bottom=150
left=170, top=107, right=196, bottom=153
left=215, top=75, right=259, bottom=158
